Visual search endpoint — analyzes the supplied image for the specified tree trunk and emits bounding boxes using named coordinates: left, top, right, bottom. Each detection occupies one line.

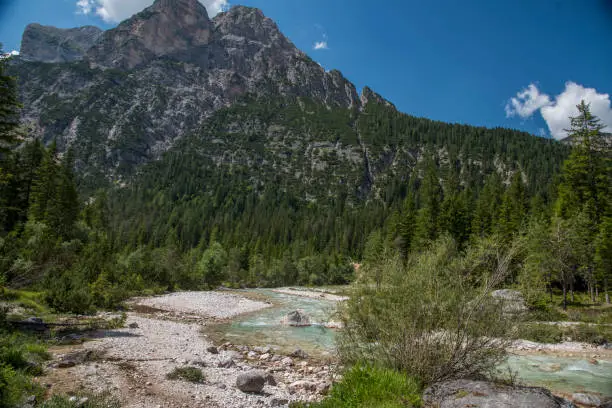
left=562, top=284, right=568, bottom=310
left=570, top=282, right=574, bottom=303
left=548, top=272, right=553, bottom=303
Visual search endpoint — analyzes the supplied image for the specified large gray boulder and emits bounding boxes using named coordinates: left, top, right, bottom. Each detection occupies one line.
left=492, top=289, right=528, bottom=314
left=282, top=310, right=311, bottom=327
left=235, top=370, right=266, bottom=393
left=423, top=379, right=576, bottom=408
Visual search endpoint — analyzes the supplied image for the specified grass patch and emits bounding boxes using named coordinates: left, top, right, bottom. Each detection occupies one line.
left=165, top=367, right=204, bottom=383
left=39, top=392, right=120, bottom=408
left=518, top=323, right=564, bottom=343
left=293, top=365, right=421, bottom=408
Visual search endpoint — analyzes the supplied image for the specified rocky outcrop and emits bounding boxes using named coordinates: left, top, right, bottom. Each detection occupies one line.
left=87, top=0, right=212, bottom=69
left=20, top=24, right=102, bottom=63
left=423, top=379, right=576, bottom=408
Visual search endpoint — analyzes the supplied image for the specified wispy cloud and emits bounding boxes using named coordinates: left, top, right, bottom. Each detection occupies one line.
left=314, top=41, right=328, bottom=50
left=505, top=82, right=612, bottom=139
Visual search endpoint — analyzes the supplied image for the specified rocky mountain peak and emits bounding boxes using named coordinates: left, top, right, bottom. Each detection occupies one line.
left=20, top=24, right=103, bottom=63
left=360, top=86, right=395, bottom=110
left=86, top=0, right=212, bottom=69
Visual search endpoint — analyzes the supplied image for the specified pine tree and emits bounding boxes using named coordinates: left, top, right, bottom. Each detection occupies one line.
left=556, top=100, right=611, bottom=223
left=47, top=148, right=79, bottom=239
left=497, top=172, right=528, bottom=239
left=28, top=141, right=59, bottom=224
left=0, top=45, right=21, bottom=154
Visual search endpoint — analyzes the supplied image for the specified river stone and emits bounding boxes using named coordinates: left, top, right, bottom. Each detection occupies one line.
left=491, top=289, right=528, bottom=314
left=423, top=379, right=576, bottom=408
left=217, top=357, right=235, bottom=368
left=206, top=346, right=219, bottom=354
left=572, top=393, right=601, bottom=407
left=282, top=310, right=311, bottom=327
left=236, top=371, right=266, bottom=393
left=290, top=348, right=309, bottom=359
left=288, top=380, right=318, bottom=394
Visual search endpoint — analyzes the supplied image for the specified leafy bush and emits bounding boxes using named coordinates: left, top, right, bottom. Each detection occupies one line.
left=518, top=323, right=563, bottom=343
left=339, top=236, right=520, bottom=385
left=294, top=365, right=421, bottom=408
left=165, top=367, right=204, bottom=383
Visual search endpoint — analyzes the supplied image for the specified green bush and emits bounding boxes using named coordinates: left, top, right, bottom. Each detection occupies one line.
left=339, top=236, right=519, bottom=385
left=518, top=323, right=563, bottom=343
left=296, top=365, right=421, bottom=408
left=165, top=367, right=204, bottom=383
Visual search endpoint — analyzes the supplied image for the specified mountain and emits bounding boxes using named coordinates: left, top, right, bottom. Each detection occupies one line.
left=20, top=24, right=103, bottom=63
left=10, top=0, right=361, bottom=185
left=9, top=0, right=568, bottom=210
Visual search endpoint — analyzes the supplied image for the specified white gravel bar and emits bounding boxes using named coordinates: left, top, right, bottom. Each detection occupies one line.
left=135, top=291, right=271, bottom=319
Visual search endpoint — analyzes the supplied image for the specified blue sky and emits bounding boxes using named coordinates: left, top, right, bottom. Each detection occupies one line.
left=1, top=0, right=612, bottom=139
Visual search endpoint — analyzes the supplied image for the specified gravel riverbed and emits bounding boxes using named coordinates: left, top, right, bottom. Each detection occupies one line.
left=43, top=291, right=335, bottom=408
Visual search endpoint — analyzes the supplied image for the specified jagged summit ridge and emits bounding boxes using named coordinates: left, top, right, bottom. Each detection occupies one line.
left=13, top=2, right=391, bottom=178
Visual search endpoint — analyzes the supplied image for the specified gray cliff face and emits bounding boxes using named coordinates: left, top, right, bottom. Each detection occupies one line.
left=87, top=0, right=213, bottom=69
left=20, top=24, right=103, bottom=63
left=12, top=0, right=385, bottom=181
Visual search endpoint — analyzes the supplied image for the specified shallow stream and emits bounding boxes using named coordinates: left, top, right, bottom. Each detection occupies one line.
left=206, top=288, right=612, bottom=397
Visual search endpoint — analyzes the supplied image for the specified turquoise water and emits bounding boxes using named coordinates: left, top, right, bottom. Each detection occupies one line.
left=207, top=289, right=612, bottom=396
left=504, top=354, right=612, bottom=397
left=208, top=290, right=339, bottom=356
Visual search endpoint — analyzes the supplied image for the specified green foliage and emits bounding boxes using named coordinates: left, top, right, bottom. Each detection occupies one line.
left=165, top=366, right=204, bottom=383
left=304, top=365, right=421, bottom=408
left=340, top=235, right=519, bottom=385
left=518, top=323, right=564, bottom=344
left=39, top=392, right=121, bottom=408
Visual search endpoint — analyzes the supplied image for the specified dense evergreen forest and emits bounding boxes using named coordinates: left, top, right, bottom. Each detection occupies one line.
left=0, top=50, right=610, bottom=314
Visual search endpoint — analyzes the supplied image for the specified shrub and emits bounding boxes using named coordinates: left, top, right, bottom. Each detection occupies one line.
left=338, top=236, right=520, bottom=385
left=518, top=323, right=563, bottom=343
left=294, top=365, right=421, bottom=408
left=165, top=367, right=204, bottom=383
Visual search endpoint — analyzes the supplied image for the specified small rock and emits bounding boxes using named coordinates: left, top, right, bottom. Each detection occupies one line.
left=270, top=398, right=289, bottom=407
left=146, top=381, right=152, bottom=386
left=281, top=357, right=294, bottom=366
left=270, top=355, right=282, bottom=362
left=217, top=383, right=227, bottom=390
left=572, top=393, right=601, bottom=407
left=317, top=382, right=331, bottom=395
left=288, top=380, right=318, bottom=394
left=217, top=358, right=235, bottom=368
left=282, top=310, right=311, bottom=327
left=290, top=348, right=309, bottom=359
left=128, top=322, right=139, bottom=329
left=247, top=351, right=258, bottom=359
left=236, top=371, right=266, bottom=393
left=207, top=346, right=219, bottom=354
left=260, top=353, right=271, bottom=361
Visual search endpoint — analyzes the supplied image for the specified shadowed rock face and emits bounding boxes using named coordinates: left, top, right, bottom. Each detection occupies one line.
left=20, top=24, right=103, bottom=63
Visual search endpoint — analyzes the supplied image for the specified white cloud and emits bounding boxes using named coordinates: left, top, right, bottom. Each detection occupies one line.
left=9, top=50, right=19, bottom=56
left=76, top=0, right=229, bottom=23
left=506, top=82, right=612, bottom=140
left=314, top=41, right=328, bottom=50
left=505, top=84, right=552, bottom=118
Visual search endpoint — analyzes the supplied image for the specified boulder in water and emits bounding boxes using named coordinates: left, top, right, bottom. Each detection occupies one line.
left=282, top=310, right=311, bottom=327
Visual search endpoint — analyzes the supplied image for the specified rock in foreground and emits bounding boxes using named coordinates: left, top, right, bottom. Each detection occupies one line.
left=236, top=371, right=266, bottom=393
left=423, top=379, right=576, bottom=408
